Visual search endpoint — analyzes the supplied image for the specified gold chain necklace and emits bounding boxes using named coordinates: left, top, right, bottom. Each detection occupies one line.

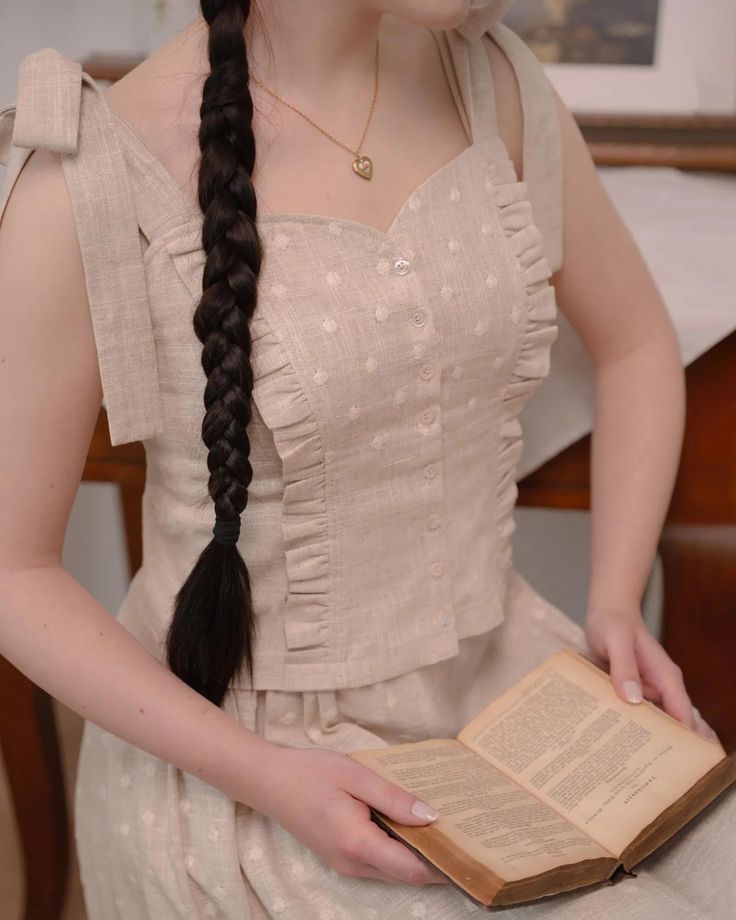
left=251, top=38, right=380, bottom=180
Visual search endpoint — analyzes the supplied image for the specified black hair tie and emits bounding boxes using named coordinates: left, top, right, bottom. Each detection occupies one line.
left=213, top=516, right=241, bottom=546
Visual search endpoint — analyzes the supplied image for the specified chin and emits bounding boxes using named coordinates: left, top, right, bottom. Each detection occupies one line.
left=377, top=0, right=471, bottom=32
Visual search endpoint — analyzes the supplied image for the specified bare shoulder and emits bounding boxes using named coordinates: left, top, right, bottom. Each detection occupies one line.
left=0, top=148, right=104, bottom=564
left=102, top=17, right=207, bottom=183
left=0, top=148, right=88, bottom=329
left=480, top=32, right=523, bottom=181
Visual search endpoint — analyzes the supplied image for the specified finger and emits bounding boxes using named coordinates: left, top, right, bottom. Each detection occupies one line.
left=358, top=823, right=447, bottom=885
left=346, top=765, right=439, bottom=826
left=604, top=622, right=644, bottom=705
left=586, top=644, right=608, bottom=670
left=693, top=707, right=721, bottom=745
left=349, top=862, right=405, bottom=884
left=636, top=634, right=698, bottom=730
left=639, top=677, right=662, bottom=705
left=655, top=665, right=697, bottom=729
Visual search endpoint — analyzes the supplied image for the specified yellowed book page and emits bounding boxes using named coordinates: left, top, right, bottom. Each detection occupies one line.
left=350, top=738, right=613, bottom=882
left=457, top=650, right=724, bottom=854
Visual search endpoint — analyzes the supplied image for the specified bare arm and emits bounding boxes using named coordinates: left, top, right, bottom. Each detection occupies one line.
left=485, top=37, right=710, bottom=737
left=486, top=34, right=684, bottom=600
left=549, top=89, right=686, bottom=618
left=0, top=147, right=446, bottom=884
left=486, top=37, right=683, bottom=611
left=0, top=148, right=275, bottom=802
left=549, top=92, right=708, bottom=735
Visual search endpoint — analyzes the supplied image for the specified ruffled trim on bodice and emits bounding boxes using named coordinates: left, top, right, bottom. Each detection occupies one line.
left=162, top=226, right=331, bottom=654
left=248, top=320, right=331, bottom=653
left=490, top=161, right=559, bottom=575
left=156, top=138, right=559, bottom=668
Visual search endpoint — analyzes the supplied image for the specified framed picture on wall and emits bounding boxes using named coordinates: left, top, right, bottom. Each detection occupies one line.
left=502, top=0, right=736, bottom=116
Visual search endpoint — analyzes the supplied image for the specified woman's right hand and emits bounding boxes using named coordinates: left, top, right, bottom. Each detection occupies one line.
left=250, top=743, right=449, bottom=886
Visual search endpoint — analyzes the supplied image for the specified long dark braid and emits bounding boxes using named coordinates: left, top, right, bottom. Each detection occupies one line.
left=165, top=0, right=262, bottom=707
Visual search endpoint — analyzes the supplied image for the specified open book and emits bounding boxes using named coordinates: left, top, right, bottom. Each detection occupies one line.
left=349, top=649, right=736, bottom=908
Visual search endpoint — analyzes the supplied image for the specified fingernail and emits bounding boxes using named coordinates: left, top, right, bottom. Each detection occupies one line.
left=623, top=679, right=643, bottom=703
left=411, top=800, right=439, bottom=821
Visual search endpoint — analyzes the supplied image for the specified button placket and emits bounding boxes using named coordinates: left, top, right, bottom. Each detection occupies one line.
left=377, top=237, right=453, bottom=635
left=408, top=285, right=449, bottom=629
left=426, top=512, right=442, bottom=530
left=421, top=486, right=453, bottom=631
left=418, top=390, right=454, bottom=631
left=374, top=244, right=419, bottom=325
left=408, top=291, right=440, bottom=437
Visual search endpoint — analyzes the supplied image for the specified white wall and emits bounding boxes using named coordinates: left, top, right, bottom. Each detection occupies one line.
left=0, top=0, right=158, bottom=106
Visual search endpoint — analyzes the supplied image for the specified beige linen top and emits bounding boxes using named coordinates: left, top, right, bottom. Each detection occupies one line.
left=0, top=16, right=564, bottom=691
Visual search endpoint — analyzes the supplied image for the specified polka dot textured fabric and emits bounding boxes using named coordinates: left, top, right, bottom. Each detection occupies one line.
left=5, top=14, right=736, bottom=920
left=63, top=18, right=575, bottom=696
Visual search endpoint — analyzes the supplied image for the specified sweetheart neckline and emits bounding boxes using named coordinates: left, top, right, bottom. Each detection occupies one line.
left=109, top=106, right=484, bottom=241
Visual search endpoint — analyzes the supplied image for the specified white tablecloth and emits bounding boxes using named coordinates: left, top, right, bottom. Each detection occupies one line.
left=518, top=165, right=736, bottom=479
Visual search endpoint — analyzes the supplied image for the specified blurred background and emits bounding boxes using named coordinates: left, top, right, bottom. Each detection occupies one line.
left=1, top=1, right=735, bottom=918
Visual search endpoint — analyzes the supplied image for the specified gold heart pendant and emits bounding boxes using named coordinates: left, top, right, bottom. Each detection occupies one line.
left=352, top=155, right=373, bottom=180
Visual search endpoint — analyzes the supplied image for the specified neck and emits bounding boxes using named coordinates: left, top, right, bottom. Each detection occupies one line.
left=188, top=1, right=393, bottom=103
left=248, top=0, right=386, bottom=90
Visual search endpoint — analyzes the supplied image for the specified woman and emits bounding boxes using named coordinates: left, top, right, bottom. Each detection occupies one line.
left=0, top=0, right=733, bottom=917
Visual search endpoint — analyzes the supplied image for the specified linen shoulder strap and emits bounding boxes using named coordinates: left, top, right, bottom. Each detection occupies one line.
left=0, top=47, right=164, bottom=446
left=482, top=22, right=564, bottom=273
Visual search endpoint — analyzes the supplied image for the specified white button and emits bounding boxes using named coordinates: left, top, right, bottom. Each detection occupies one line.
left=423, top=463, right=438, bottom=480
left=419, top=364, right=435, bottom=381
left=307, top=727, right=321, bottom=742
left=420, top=408, right=436, bottom=426
left=430, top=561, right=445, bottom=578
left=426, top=513, right=442, bottom=530
left=437, top=613, right=451, bottom=627
left=394, top=258, right=411, bottom=275
left=412, top=309, right=426, bottom=327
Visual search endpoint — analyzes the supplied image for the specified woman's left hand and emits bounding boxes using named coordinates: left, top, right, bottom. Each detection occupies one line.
left=584, top=605, right=722, bottom=746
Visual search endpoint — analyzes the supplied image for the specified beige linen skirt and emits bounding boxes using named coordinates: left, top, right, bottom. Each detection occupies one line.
left=74, top=567, right=736, bottom=918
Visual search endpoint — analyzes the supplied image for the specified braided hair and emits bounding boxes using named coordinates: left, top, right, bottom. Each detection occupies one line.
left=165, top=0, right=262, bottom=707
